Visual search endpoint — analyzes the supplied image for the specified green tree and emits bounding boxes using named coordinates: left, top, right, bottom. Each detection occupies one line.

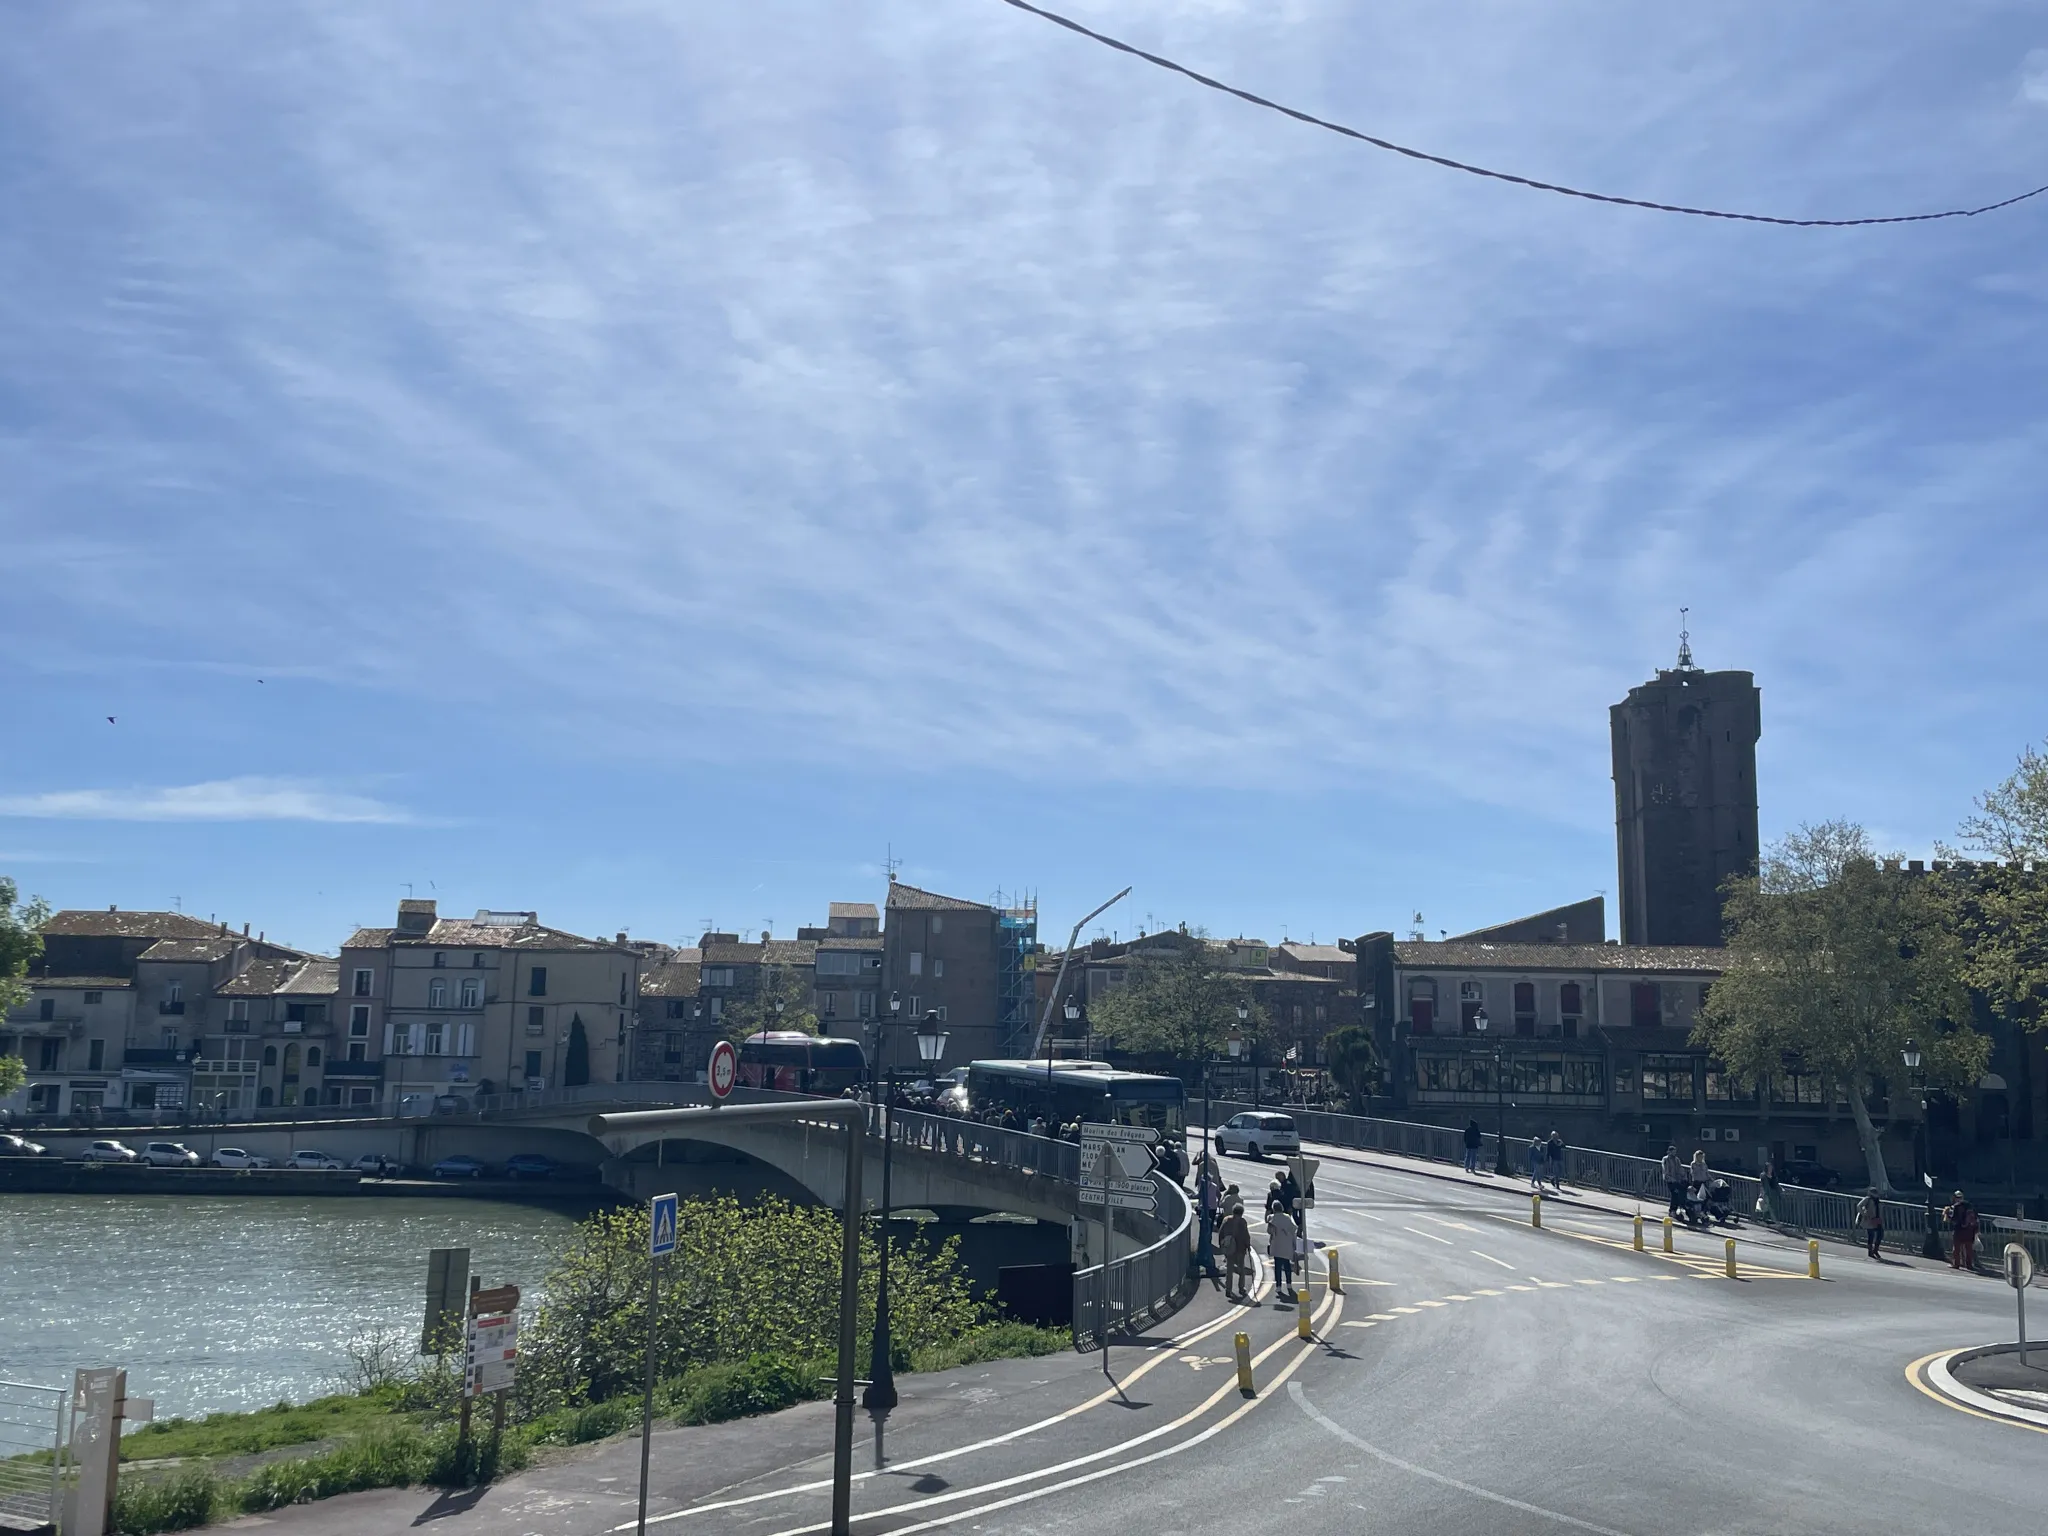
left=1935, top=742, right=2048, bottom=1045
left=562, top=1017, right=591, bottom=1087
left=1693, top=821, right=1984, bottom=1193
left=1088, top=935, right=1267, bottom=1065
left=1323, top=1025, right=1381, bottom=1110
left=722, top=966, right=818, bottom=1044
left=1, top=877, right=50, bottom=1099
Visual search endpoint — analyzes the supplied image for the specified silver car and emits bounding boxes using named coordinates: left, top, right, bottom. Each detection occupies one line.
left=79, top=1139, right=139, bottom=1163
left=211, top=1147, right=274, bottom=1170
left=141, top=1141, right=201, bottom=1167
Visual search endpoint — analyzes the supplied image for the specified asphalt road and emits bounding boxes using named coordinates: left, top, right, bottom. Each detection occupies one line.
left=261, top=1137, right=2047, bottom=1536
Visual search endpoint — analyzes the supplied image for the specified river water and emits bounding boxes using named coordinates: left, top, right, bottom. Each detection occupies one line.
left=0, top=1195, right=580, bottom=1419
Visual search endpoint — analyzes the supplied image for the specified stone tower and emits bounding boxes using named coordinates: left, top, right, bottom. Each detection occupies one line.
left=1610, top=635, right=1761, bottom=947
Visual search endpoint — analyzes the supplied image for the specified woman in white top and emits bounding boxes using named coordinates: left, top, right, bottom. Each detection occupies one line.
left=1268, top=1206, right=1299, bottom=1294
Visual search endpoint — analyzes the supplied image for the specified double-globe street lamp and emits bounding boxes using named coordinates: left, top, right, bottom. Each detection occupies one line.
left=863, top=999, right=948, bottom=1411
left=1903, top=1038, right=1944, bottom=1260
left=1472, top=1007, right=1512, bottom=1175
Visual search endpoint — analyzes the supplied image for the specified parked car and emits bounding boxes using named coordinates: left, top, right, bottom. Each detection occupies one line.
left=355, top=1153, right=402, bottom=1177
left=211, top=1147, right=274, bottom=1170
left=1779, top=1158, right=1842, bottom=1190
left=80, top=1139, right=140, bottom=1163
left=503, top=1152, right=559, bottom=1181
left=0, top=1133, right=50, bottom=1158
left=286, top=1149, right=347, bottom=1170
left=431, top=1154, right=490, bottom=1180
left=140, top=1141, right=201, bottom=1168
left=1214, top=1112, right=1301, bottom=1160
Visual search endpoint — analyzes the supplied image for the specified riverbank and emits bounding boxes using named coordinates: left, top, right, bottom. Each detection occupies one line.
left=0, top=1160, right=613, bottom=1203
left=109, top=1323, right=1069, bottom=1534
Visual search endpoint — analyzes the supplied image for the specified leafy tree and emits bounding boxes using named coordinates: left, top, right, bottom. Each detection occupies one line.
left=722, top=966, right=819, bottom=1044
left=1088, top=935, right=1267, bottom=1065
left=1935, top=742, right=2048, bottom=1045
left=1323, top=1025, right=1381, bottom=1109
left=1693, top=822, right=1984, bottom=1193
left=0, top=878, right=49, bottom=1099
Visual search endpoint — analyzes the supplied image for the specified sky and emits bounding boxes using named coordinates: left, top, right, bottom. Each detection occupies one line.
left=4, top=1, right=2048, bottom=956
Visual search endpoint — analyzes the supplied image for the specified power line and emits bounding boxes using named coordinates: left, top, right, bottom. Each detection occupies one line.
left=994, top=0, right=2048, bottom=227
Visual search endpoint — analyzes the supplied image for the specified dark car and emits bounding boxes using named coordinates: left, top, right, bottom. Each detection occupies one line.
left=503, top=1152, right=559, bottom=1181
left=0, top=1133, right=50, bottom=1158
left=431, top=1154, right=490, bottom=1180
left=1779, top=1158, right=1842, bottom=1189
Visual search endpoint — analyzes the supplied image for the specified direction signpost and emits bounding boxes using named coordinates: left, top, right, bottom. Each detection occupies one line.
left=1081, top=1120, right=1158, bottom=1374
left=708, top=1039, right=738, bottom=1102
left=2006, top=1243, right=2035, bottom=1366
left=640, top=1192, right=680, bottom=1536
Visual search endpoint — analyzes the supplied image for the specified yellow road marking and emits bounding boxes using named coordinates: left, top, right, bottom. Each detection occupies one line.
left=1905, top=1350, right=2048, bottom=1437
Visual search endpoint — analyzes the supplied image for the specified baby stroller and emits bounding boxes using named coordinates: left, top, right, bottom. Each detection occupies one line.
left=1701, top=1177, right=1741, bottom=1228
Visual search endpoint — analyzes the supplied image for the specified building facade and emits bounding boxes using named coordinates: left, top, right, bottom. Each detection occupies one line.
left=1611, top=644, right=1761, bottom=947
left=880, top=881, right=1038, bottom=1068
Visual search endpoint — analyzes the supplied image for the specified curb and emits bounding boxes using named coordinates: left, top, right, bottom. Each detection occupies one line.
left=1920, top=1344, right=2048, bottom=1431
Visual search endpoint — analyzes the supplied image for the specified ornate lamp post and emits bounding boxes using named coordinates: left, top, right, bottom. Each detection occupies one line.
left=864, top=1009, right=946, bottom=1411
left=1473, top=1008, right=1509, bottom=1174
left=1238, top=1002, right=1256, bottom=1107
left=1904, top=1039, right=1943, bottom=1259
left=1057, top=998, right=1080, bottom=1076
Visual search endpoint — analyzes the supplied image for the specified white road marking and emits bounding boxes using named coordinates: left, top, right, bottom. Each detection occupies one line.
left=1290, top=1384, right=1637, bottom=1536
left=1471, top=1250, right=1516, bottom=1269
left=1403, top=1226, right=1454, bottom=1245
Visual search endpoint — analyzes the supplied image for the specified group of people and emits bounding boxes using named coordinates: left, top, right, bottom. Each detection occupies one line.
left=1853, top=1186, right=1981, bottom=1267
left=1460, top=1119, right=1569, bottom=1191
left=1199, top=1155, right=1308, bottom=1304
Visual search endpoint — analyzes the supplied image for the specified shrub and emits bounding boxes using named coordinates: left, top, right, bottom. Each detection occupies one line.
left=113, top=1468, right=220, bottom=1533
left=667, top=1353, right=828, bottom=1425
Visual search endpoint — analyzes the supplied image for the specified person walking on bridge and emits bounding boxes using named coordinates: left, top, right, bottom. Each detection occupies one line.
left=1268, top=1204, right=1299, bottom=1298
left=1545, top=1130, right=1565, bottom=1192
left=1219, top=1204, right=1253, bottom=1302
left=1856, top=1188, right=1885, bottom=1259
left=1660, top=1146, right=1685, bottom=1217
left=1462, top=1118, right=1482, bottom=1174
left=1944, top=1191, right=1979, bottom=1270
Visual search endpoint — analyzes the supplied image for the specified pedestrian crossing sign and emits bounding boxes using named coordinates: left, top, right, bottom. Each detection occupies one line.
left=650, top=1192, right=679, bottom=1258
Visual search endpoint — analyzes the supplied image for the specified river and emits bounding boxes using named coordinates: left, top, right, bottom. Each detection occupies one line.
left=0, top=1195, right=581, bottom=1419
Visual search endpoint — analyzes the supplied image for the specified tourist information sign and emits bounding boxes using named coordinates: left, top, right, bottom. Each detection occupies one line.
left=465, top=1311, right=518, bottom=1398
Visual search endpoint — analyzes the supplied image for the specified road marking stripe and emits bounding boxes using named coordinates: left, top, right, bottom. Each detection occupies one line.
left=1608, top=1276, right=1641, bottom=1283
left=1389, top=1306, right=1420, bottom=1314
left=1575, top=1279, right=1604, bottom=1286
left=1471, top=1288, right=1504, bottom=1296
left=1403, top=1226, right=1454, bottom=1244
left=1366, top=1312, right=1398, bottom=1321
left=1905, top=1350, right=2048, bottom=1437
left=1290, top=1383, right=1635, bottom=1536
left=1414, top=1300, right=1447, bottom=1308
left=1471, top=1250, right=1516, bottom=1269
left=1444, top=1294, right=1473, bottom=1302
left=1507, top=1284, right=1535, bottom=1292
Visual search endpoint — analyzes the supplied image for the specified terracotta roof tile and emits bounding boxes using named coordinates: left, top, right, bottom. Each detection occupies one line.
left=885, top=883, right=989, bottom=913
left=42, top=909, right=222, bottom=940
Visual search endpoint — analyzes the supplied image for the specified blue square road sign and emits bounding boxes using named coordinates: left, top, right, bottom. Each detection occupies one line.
left=650, top=1192, right=679, bottom=1258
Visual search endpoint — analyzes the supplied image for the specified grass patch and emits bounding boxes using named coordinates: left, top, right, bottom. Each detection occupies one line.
left=908, top=1321, right=1070, bottom=1373
left=121, top=1390, right=407, bottom=1462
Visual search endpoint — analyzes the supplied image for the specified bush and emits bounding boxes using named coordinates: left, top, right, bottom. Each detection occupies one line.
left=114, top=1468, right=220, bottom=1533
left=667, top=1353, right=829, bottom=1425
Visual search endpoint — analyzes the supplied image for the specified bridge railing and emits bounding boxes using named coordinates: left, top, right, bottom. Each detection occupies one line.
left=1073, top=1173, right=1194, bottom=1350
left=871, top=1104, right=1082, bottom=1184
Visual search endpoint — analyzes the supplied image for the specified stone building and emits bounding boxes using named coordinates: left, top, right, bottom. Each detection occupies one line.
left=880, top=881, right=1038, bottom=1069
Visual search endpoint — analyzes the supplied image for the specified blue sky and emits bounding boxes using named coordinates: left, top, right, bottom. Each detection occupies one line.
left=4, top=2, right=2047, bottom=956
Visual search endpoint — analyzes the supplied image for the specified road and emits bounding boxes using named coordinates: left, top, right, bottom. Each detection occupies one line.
left=264, top=1135, right=2047, bottom=1536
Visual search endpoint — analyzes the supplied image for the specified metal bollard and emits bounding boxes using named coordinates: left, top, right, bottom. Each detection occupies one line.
left=1725, top=1237, right=1738, bottom=1278
left=1531, top=1192, right=1542, bottom=1229
left=1235, top=1330, right=1255, bottom=1396
left=1297, top=1284, right=1313, bottom=1340
left=1327, top=1248, right=1343, bottom=1295
left=1663, top=1215, right=1674, bottom=1253
left=1808, top=1239, right=1820, bottom=1280
left=1633, top=1214, right=1644, bottom=1251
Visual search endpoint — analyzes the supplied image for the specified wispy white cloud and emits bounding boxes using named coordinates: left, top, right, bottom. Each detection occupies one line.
left=0, top=779, right=414, bottom=825
left=2023, top=48, right=2048, bottom=105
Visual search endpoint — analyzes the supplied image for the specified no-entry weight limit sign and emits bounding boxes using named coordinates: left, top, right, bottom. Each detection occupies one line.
left=708, top=1039, right=739, bottom=1101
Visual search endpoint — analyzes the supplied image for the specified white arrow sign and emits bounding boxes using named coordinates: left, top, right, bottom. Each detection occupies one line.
left=1079, top=1186, right=1158, bottom=1211
left=1082, top=1142, right=1155, bottom=1180
left=1079, top=1122, right=1158, bottom=1145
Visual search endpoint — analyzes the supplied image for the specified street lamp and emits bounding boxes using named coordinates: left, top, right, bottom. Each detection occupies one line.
left=1903, top=1039, right=1943, bottom=1259
left=864, top=1005, right=943, bottom=1412
left=1058, top=999, right=1080, bottom=1076
left=1238, top=1003, right=1256, bottom=1108
left=1473, top=1008, right=1509, bottom=1175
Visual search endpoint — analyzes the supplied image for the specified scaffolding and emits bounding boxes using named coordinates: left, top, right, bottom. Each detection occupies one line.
left=995, top=894, right=1039, bottom=1056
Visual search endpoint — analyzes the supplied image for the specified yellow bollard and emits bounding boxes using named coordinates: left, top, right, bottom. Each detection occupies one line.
left=1297, top=1284, right=1313, bottom=1340
left=1234, top=1331, right=1255, bottom=1396
left=1724, top=1237, right=1738, bottom=1278
left=1663, top=1215, right=1674, bottom=1253
left=1633, top=1214, right=1644, bottom=1251
left=1531, top=1192, right=1542, bottom=1229
left=1808, top=1239, right=1820, bottom=1280
left=1327, top=1248, right=1344, bottom=1295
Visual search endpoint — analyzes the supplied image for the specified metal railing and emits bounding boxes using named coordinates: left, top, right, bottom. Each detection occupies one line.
left=1207, top=1100, right=2048, bottom=1273
left=869, top=1103, right=1082, bottom=1183
left=0, top=1378, right=67, bottom=1531
left=1073, top=1173, right=1194, bottom=1350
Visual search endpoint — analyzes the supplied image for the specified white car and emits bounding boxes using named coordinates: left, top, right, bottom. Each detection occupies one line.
left=79, top=1139, right=140, bottom=1163
left=1214, top=1112, right=1301, bottom=1160
left=212, top=1147, right=273, bottom=1170
left=354, top=1153, right=399, bottom=1177
left=140, top=1141, right=201, bottom=1167
left=287, top=1149, right=346, bottom=1170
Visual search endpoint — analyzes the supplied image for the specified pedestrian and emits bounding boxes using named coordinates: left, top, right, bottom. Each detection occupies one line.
left=1276, top=1165, right=1302, bottom=1213
left=1944, top=1191, right=1979, bottom=1270
left=1526, top=1136, right=1545, bottom=1188
left=1660, top=1145, right=1685, bottom=1216
left=1462, top=1118, right=1483, bottom=1174
left=1856, top=1187, right=1885, bottom=1259
left=1219, top=1203, right=1253, bottom=1301
left=1758, top=1156, right=1783, bottom=1224
left=1268, top=1204, right=1299, bottom=1296
left=1266, top=1173, right=1288, bottom=1218
left=1196, top=1157, right=1222, bottom=1277
left=1546, top=1130, right=1565, bottom=1192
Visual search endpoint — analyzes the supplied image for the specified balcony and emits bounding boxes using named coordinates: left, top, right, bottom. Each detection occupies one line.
left=124, top=1047, right=193, bottom=1068
left=323, top=1060, right=385, bottom=1081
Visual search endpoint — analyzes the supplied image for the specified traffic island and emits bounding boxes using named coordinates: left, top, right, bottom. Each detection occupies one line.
left=1916, top=1344, right=2048, bottom=1431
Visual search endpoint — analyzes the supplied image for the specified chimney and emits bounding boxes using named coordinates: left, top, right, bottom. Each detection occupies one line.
left=109, top=905, right=117, bottom=913
left=243, top=922, right=250, bottom=936
left=397, top=899, right=437, bottom=934
left=220, top=921, right=229, bottom=936
left=616, top=931, right=628, bottom=945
